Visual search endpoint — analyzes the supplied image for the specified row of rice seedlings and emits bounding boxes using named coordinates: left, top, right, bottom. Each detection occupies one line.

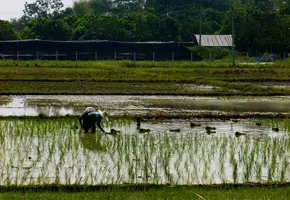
left=0, top=118, right=289, bottom=185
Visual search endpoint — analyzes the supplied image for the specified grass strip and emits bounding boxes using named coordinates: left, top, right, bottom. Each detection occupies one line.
left=2, top=61, right=290, bottom=95
left=0, top=184, right=289, bottom=200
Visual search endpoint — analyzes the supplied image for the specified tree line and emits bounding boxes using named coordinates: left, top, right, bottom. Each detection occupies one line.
left=1, top=0, right=290, bottom=55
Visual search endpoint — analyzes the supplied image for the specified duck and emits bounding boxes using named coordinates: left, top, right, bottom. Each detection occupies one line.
left=205, top=126, right=216, bottom=130
left=136, top=117, right=141, bottom=127
left=272, top=127, right=279, bottom=132
left=139, top=128, right=151, bottom=133
left=256, top=122, right=262, bottom=126
left=190, top=122, right=201, bottom=128
left=109, top=128, right=120, bottom=135
left=206, top=130, right=216, bottom=135
left=235, top=131, right=246, bottom=137
left=169, top=128, right=181, bottom=132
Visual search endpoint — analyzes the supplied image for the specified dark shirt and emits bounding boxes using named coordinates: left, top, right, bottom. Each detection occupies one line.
left=86, top=112, right=105, bottom=133
left=79, top=107, right=96, bottom=126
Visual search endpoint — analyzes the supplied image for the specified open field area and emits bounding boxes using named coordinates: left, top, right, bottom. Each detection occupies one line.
left=1, top=60, right=290, bottom=95
left=1, top=60, right=290, bottom=199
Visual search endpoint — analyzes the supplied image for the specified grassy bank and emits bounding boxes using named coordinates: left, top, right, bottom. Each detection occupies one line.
left=1, top=60, right=290, bottom=95
left=0, top=184, right=289, bottom=200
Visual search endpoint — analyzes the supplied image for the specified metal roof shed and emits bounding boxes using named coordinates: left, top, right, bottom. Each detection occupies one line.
left=194, top=35, right=233, bottom=47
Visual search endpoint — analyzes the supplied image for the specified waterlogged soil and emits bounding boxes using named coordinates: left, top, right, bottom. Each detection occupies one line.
left=0, top=95, right=289, bottom=186
left=0, top=117, right=289, bottom=186
left=1, top=95, right=290, bottom=117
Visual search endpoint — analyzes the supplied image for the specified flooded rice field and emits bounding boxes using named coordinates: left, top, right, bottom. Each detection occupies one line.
left=0, top=95, right=289, bottom=186
left=2, top=95, right=290, bottom=117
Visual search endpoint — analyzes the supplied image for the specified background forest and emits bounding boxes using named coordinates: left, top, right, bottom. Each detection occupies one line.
left=1, top=0, right=290, bottom=55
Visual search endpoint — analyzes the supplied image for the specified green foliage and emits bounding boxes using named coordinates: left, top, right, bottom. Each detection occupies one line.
left=88, top=0, right=113, bottom=15
left=24, top=0, right=64, bottom=18
left=3, top=0, right=290, bottom=54
left=73, top=0, right=93, bottom=16
left=21, top=18, right=73, bottom=40
left=0, top=20, right=19, bottom=40
left=189, top=46, right=231, bottom=60
left=1, top=60, right=290, bottom=95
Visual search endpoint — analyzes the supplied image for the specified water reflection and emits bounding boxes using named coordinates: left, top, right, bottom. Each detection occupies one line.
left=0, top=95, right=74, bottom=116
left=2, top=95, right=290, bottom=117
left=0, top=118, right=289, bottom=186
left=80, top=134, right=107, bottom=152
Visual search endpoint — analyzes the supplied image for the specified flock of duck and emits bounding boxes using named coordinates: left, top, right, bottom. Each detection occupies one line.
left=108, top=118, right=280, bottom=136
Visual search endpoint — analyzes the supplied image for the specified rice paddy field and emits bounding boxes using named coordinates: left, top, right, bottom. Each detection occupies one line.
left=0, top=117, right=289, bottom=186
left=0, top=60, right=290, bottom=199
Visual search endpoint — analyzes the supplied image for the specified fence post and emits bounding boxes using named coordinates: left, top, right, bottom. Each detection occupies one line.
left=36, top=50, right=38, bottom=66
left=247, top=52, right=248, bottom=65
left=209, top=51, right=212, bottom=67
left=114, top=51, right=116, bottom=63
left=153, top=52, right=155, bottom=66
left=284, top=52, right=286, bottom=68
left=17, top=50, right=19, bottom=61
left=95, top=52, right=98, bottom=61
left=172, top=52, right=174, bottom=67
left=56, top=51, right=58, bottom=61
left=134, top=52, right=136, bottom=64
left=191, top=52, right=193, bottom=62
left=229, top=52, right=231, bottom=67
left=76, top=51, right=78, bottom=67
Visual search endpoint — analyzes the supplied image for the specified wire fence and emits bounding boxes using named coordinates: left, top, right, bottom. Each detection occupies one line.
left=0, top=50, right=196, bottom=62
left=0, top=50, right=289, bottom=66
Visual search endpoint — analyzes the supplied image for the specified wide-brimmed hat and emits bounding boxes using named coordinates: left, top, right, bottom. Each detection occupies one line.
left=98, top=110, right=109, bottom=121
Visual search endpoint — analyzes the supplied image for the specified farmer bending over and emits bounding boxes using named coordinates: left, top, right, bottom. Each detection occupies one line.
left=79, top=107, right=96, bottom=127
left=82, top=110, right=109, bottom=133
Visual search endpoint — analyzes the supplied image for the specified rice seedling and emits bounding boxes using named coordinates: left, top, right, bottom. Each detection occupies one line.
left=0, top=117, right=289, bottom=186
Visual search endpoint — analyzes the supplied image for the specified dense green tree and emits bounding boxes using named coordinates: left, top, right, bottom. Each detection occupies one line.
left=219, top=8, right=263, bottom=54
left=2, top=0, right=290, bottom=54
left=21, top=18, right=73, bottom=40
left=255, top=11, right=290, bottom=53
left=73, top=14, right=130, bottom=40
left=11, top=16, right=30, bottom=31
left=24, top=0, right=64, bottom=18
left=73, top=0, right=93, bottom=16
left=88, top=0, right=113, bottom=14
left=0, top=20, right=19, bottom=40
left=112, top=0, right=146, bottom=14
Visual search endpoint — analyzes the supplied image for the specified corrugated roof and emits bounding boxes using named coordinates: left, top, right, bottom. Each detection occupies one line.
left=194, top=35, right=233, bottom=47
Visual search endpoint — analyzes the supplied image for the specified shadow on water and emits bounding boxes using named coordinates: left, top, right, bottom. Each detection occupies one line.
left=80, top=133, right=107, bottom=152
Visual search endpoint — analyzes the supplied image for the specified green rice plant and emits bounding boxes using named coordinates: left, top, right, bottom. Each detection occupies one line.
left=233, top=161, right=238, bottom=183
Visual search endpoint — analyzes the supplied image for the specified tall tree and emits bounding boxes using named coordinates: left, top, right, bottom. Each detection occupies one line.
left=0, top=20, right=19, bottom=40
left=73, top=0, right=93, bottom=16
left=21, top=18, right=73, bottom=40
left=112, top=0, right=146, bottom=14
left=23, top=0, right=64, bottom=18
left=88, top=0, right=113, bottom=14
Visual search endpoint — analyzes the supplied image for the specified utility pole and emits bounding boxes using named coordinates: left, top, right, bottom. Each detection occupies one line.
left=199, top=5, right=202, bottom=46
left=231, top=3, right=235, bottom=66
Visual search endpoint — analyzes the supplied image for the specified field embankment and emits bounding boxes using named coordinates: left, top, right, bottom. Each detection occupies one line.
left=0, top=184, right=289, bottom=200
left=1, top=60, right=290, bottom=95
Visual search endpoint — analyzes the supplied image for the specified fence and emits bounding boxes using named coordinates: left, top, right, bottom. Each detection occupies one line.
left=0, top=50, right=198, bottom=62
left=1, top=50, right=289, bottom=67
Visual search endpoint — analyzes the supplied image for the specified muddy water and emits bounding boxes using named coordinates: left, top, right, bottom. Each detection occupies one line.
left=0, top=118, right=289, bottom=186
left=0, top=95, right=289, bottom=186
left=1, top=95, right=290, bottom=117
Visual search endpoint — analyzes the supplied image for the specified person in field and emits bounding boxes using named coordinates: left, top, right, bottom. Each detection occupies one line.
left=79, top=107, right=109, bottom=133
left=79, top=107, right=96, bottom=127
